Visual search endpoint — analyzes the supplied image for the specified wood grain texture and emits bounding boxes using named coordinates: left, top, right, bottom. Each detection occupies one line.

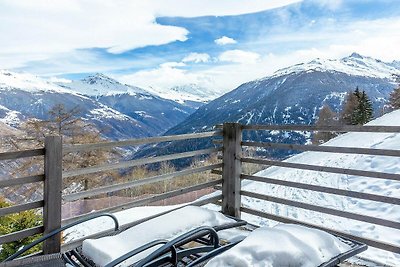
left=222, top=123, right=242, bottom=217
left=43, top=136, right=62, bottom=254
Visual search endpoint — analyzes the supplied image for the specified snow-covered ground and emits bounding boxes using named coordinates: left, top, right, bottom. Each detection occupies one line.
left=240, top=109, right=400, bottom=266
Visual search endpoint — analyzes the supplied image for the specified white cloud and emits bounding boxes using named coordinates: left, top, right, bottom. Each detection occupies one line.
left=119, top=62, right=213, bottom=91
left=314, top=0, right=343, bottom=10
left=118, top=16, right=400, bottom=93
left=218, top=50, right=260, bottom=64
left=0, top=0, right=300, bottom=69
left=182, top=53, right=210, bottom=63
left=160, top=62, right=186, bottom=68
left=215, top=36, right=237, bottom=45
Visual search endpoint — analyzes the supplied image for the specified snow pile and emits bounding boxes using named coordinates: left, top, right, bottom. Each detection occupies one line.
left=82, top=206, right=236, bottom=266
left=241, top=109, right=400, bottom=266
left=64, top=206, right=181, bottom=242
left=206, top=224, right=350, bottom=267
left=272, top=53, right=400, bottom=79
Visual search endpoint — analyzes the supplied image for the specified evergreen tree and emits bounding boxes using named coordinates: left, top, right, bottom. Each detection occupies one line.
left=0, top=197, right=42, bottom=261
left=389, top=75, right=400, bottom=109
left=340, top=87, right=373, bottom=125
left=352, top=90, right=373, bottom=125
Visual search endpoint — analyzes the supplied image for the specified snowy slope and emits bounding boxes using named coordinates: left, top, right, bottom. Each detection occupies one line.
left=272, top=53, right=400, bottom=79
left=240, top=110, right=400, bottom=266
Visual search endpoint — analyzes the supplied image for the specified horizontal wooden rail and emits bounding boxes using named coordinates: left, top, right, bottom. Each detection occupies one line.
left=242, top=124, right=400, bottom=133
left=0, top=226, right=43, bottom=245
left=63, top=131, right=222, bottom=153
left=242, top=158, right=400, bottom=181
left=63, top=163, right=223, bottom=201
left=63, top=147, right=221, bottom=178
left=241, top=174, right=400, bottom=205
left=0, top=201, right=44, bottom=217
left=242, top=141, right=400, bottom=157
left=211, top=169, right=222, bottom=175
left=62, top=179, right=222, bottom=225
left=61, top=194, right=222, bottom=251
left=0, top=148, right=44, bottom=161
left=241, top=207, right=400, bottom=254
left=241, top=190, right=400, bottom=230
left=0, top=174, right=44, bottom=188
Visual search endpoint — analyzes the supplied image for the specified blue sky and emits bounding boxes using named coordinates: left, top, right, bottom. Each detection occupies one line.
left=0, top=0, right=399, bottom=91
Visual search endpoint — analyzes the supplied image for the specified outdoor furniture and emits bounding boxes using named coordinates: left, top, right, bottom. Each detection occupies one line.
left=0, top=206, right=247, bottom=267
left=0, top=206, right=367, bottom=267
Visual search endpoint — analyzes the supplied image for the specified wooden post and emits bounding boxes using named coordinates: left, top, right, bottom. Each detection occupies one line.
left=43, top=136, right=62, bottom=254
left=222, top=123, right=242, bottom=218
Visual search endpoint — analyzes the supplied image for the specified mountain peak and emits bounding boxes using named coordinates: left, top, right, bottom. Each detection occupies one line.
left=348, top=52, right=364, bottom=59
left=81, top=73, right=120, bottom=86
left=271, top=53, right=399, bottom=79
left=57, top=73, right=151, bottom=97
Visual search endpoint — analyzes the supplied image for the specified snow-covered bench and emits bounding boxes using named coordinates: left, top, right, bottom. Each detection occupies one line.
left=1, top=206, right=367, bottom=267
left=205, top=224, right=357, bottom=267
left=82, top=206, right=239, bottom=266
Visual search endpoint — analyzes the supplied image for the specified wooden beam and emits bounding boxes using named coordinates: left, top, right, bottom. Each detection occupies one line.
left=222, top=123, right=242, bottom=218
left=62, top=180, right=222, bottom=225
left=0, top=148, right=44, bottom=161
left=242, top=141, right=400, bottom=157
left=241, top=158, right=400, bottom=181
left=0, top=174, right=44, bottom=188
left=63, top=131, right=222, bottom=153
left=242, top=124, right=400, bottom=133
left=43, top=136, right=62, bottom=254
left=63, top=147, right=221, bottom=179
left=0, top=226, right=43, bottom=245
left=63, top=163, right=222, bottom=201
left=241, top=207, right=400, bottom=254
left=241, top=190, right=400, bottom=230
left=241, top=174, right=400, bottom=205
left=0, top=201, right=43, bottom=217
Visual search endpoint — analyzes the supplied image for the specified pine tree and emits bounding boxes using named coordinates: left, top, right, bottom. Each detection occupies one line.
left=352, top=90, right=373, bottom=125
left=0, top=197, right=42, bottom=261
left=340, top=87, right=373, bottom=125
left=312, top=105, right=339, bottom=144
left=389, top=76, right=400, bottom=110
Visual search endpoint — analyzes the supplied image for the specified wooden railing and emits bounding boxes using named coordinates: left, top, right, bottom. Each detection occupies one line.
left=0, top=136, right=62, bottom=254
left=0, top=131, right=223, bottom=254
left=217, top=123, right=400, bottom=255
left=1, top=123, right=400, bottom=258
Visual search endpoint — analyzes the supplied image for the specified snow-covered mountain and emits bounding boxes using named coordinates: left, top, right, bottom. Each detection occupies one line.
left=240, top=109, right=400, bottom=266
left=58, top=74, right=196, bottom=133
left=135, top=53, right=399, bottom=161
left=145, top=83, right=225, bottom=107
left=272, top=52, right=399, bottom=79
left=57, top=73, right=149, bottom=97
left=0, top=71, right=195, bottom=140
